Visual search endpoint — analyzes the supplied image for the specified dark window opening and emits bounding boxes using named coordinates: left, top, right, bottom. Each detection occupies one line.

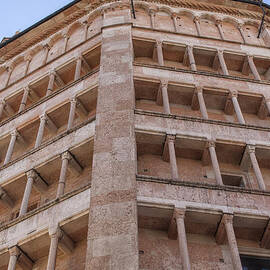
left=241, top=255, right=270, bottom=270
left=221, top=173, right=244, bottom=187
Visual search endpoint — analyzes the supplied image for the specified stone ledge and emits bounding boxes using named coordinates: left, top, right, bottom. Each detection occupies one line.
left=0, top=69, right=99, bottom=129
left=0, top=115, right=96, bottom=172
left=134, top=109, right=270, bottom=132
left=136, top=174, right=270, bottom=196
left=134, top=62, right=270, bottom=86
left=0, top=183, right=91, bottom=233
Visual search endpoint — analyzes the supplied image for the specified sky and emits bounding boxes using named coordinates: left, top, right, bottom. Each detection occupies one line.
left=1, top=0, right=270, bottom=41
left=0, top=0, right=73, bottom=41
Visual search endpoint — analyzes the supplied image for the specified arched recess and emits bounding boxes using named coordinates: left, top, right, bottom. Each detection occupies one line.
left=47, top=34, right=65, bottom=62
left=87, top=14, right=103, bottom=39
left=176, top=10, right=196, bottom=35
left=199, top=14, right=220, bottom=39
left=0, top=67, right=8, bottom=90
left=28, top=45, right=47, bottom=74
left=66, top=22, right=84, bottom=51
left=9, top=56, right=26, bottom=85
left=155, top=8, right=174, bottom=32
left=221, top=18, right=242, bottom=42
left=243, top=21, right=265, bottom=46
left=133, top=4, right=151, bottom=28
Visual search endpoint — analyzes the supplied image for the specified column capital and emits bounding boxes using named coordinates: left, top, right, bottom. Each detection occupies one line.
left=187, top=45, right=193, bottom=50
left=50, top=227, right=63, bottom=239
left=247, top=144, right=256, bottom=154
left=26, top=169, right=37, bottom=180
left=237, top=22, right=244, bottom=29
left=216, top=19, right=222, bottom=26
left=156, top=40, right=163, bottom=47
left=160, top=79, right=168, bottom=88
left=171, top=12, right=177, bottom=18
left=11, top=129, right=18, bottom=137
left=195, top=85, right=203, bottom=93
left=70, top=97, right=77, bottom=105
left=76, top=55, right=83, bottom=61
left=174, top=208, right=186, bottom=219
left=43, top=43, right=51, bottom=50
left=24, top=54, right=32, bottom=62
left=193, top=16, right=200, bottom=23
left=148, top=9, right=156, bottom=15
left=166, top=134, right=176, bottom=142
left=62, top=151, right=72, bottom=161
left=40, top=113, right=47, bottom=121
left=217, top=49, right=224, bottom=55
left=49, top=69, right=56, bottom=77
left=24, top=85, right=30, bottom=93
left=207, top=141, right=216, bottom=148
left=230, top=90, right=238, bottom=98
left=0, top=99, right=6, bottom=105
left=223, top=213, right=234, bottom=224
left=9, top=246, right=21, bottom=256
left=247, top=54, right=254, bottom=60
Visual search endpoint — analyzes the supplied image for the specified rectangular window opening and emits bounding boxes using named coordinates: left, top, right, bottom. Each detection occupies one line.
left=221, top=173, right=245, bottom=187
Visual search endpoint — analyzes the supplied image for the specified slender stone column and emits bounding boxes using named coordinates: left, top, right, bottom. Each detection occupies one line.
left=247, top=55, right=261, bottom=80
left=216, top=20, right=225, bottom=40
left=194, top=17, right=201, bottom=36
left=149, top=9, right=156, bottom=29
left=47, top=228, right=61, bottom=270
left=63, top=33, right=69, bottom=53
left=19, top=170, right=35, bottom=217
left=67, top=98, right=77, bottom=130
left=83, top=21, right=89, bottom=41
left=167, top=135, right=179, bottom=180
left=248, top=145, right=266, bottom=191
left=224, top=214, right=242, bottom=270
left=43, top=44, right=50, bottom=65
left=4, top=130, right=18, bottom=165
left=196, top=86, right=208, bottom=119
left=46, top=71, right=56, bottom=96
left=230, top=91, right=245, bottom=124
left=35, top=114, right=47, bottom=148
left=5, top=66, right=13, bottom=88
left=19, top=87, right=30, bottom=112
left=172, top=13, right=178, bottom=32
left=74, top=56, right=82, bottom=81
left=175, top=209, right=191, bottom=270
left=8, top=246, right=20, bottom=270
left=217, top=50, right=229, bottom=75
left=208, top=141, right=223, bottom=185
left=56, top=152, right=71, bottom=198
left=187, top=46, right=197, bottom=71
left=24, top=55, right=32, bottom=76
left=160, top=81, right=170, bottom=114
left=0, top=99, right=5, bottom=120
left=156, top=40, right=164, bottom=66
left=237, top=23, right=246, bottom=44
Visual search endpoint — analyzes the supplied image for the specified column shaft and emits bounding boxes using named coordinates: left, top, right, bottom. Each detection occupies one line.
left=149, top=11, right=155, bottom=29
left=35, top=115, right=47, bottom=148
left=19, top=173, right=34, bottom=217
left=0, top=99, right=5, bottom=120
left=168, top=138, right=179, bottom=180
left=176, top=214, right=191, bottom=270
left=47, top=234, right=59, bottom=270
left=197, top=89, right=208, bottom=119
left=208, top=143, right=223, bottom=185
left=187, top=46, right=196, bottom=71
left=238, top=25, right=246, bottom=44
left=8, top=247, right=20, bottom=270
left=56, top=153, right=70, bottom=198
left=217, top=51, right=229, bottom=75
left=249, top=148, right=266, bottom=190
left=19, top=87, right=29, bottom=112
left=67, top=98, right=77, bottom=130
left=172, top=14, right=178, bottom=32
left=74, top=57, right=82, bottom=80
left=156, top=41, right=164, bottom=66
left=248, top=56, right=261, bottom=80
left=4, top=131, right=17, bottom=165
left=161, top=82, right=170, bottom=114
left=46, top=72, right=55, bottom=96
left=231, top=95, right=245, bottom=124
left=224, top=216, right=242, bottom=270
left=216, top=23, right=225, bottom=40
left=194, top=18, right=201, bottom=36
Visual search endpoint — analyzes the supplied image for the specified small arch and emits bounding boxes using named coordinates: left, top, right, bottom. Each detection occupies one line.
left=199, top=12, right=220, bottom=39
left=47, top=33, right=65, bottom=62
left=157, top=6, right=173, bottom=16
left=66, top=22, right=84, bottom=51
left=28, top=44, right=47, bottom=73
left=155, top=6, right=174, bottom=32
left=9, top=56, right=26, bottom=85
left=134, top=2, right=151, bottom=14
left=133, top=3, right=151, bottom=28
left=176, top=9, right=197, bottom=35
left=221, top=17, right=243, bottom=42
left=243, top=20, right=264, bottom=46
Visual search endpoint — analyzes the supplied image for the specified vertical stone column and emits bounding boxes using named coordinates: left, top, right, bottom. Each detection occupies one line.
left=175, top=209, right=191, bottom=270
left=224, top=214, right=242, bottom=270
left=195, top=86, right=208, bottom=119
left=47, top=228, right=61, bottom=270
left=160, top=80, right=170, bottom=114
left=172, top=13, right=178, bottom=32
left=8, top=246, right=20, bottom=270
left=237, top=23, right=246, bottom=44
left=248, top=145, right=266, bottom=191
left=63, top=33, right=69, bottom=53
left=216, top=20, right=225, bottom=40
left=4, top=130, right=18, bottom=165
left=83, top=21, right=89, bottom=41
left=56, top=152, right=71, bottom=198
left=35, top=114, right=47, bottom=148
left=230, top=91, right=245, bottom=124
left=19, top=86, right=30, bottom=113
left=19, top=170, right=35, bottom=217
left=167, top=135, right=179, bottom=180
left=46, top=71, right=56, bottom=96
left=156, top=40, right=164, bottom=66
left=24, top=55, right=32, bottom=76
left=67, top=97, right=77, bottom=130
left=207, top=141, right=223, bottom=185
left=247, top=55, right=261, bottom=80
left=86, top=11, right=138, bottom=269
left=217, top=50, right=229, bottom=75
left=43, top=44, right=50, bottom=65
left=0, top=99, right=5, bottom=120
left=187, top=46, right=197, bottom=71
left=5, top=66, right=13, bottom=88
left=194, top=17, right=201, bottom=37
left=74, top=56, right=82, bottom=81
left=149, top=9, right=156, bottom=29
